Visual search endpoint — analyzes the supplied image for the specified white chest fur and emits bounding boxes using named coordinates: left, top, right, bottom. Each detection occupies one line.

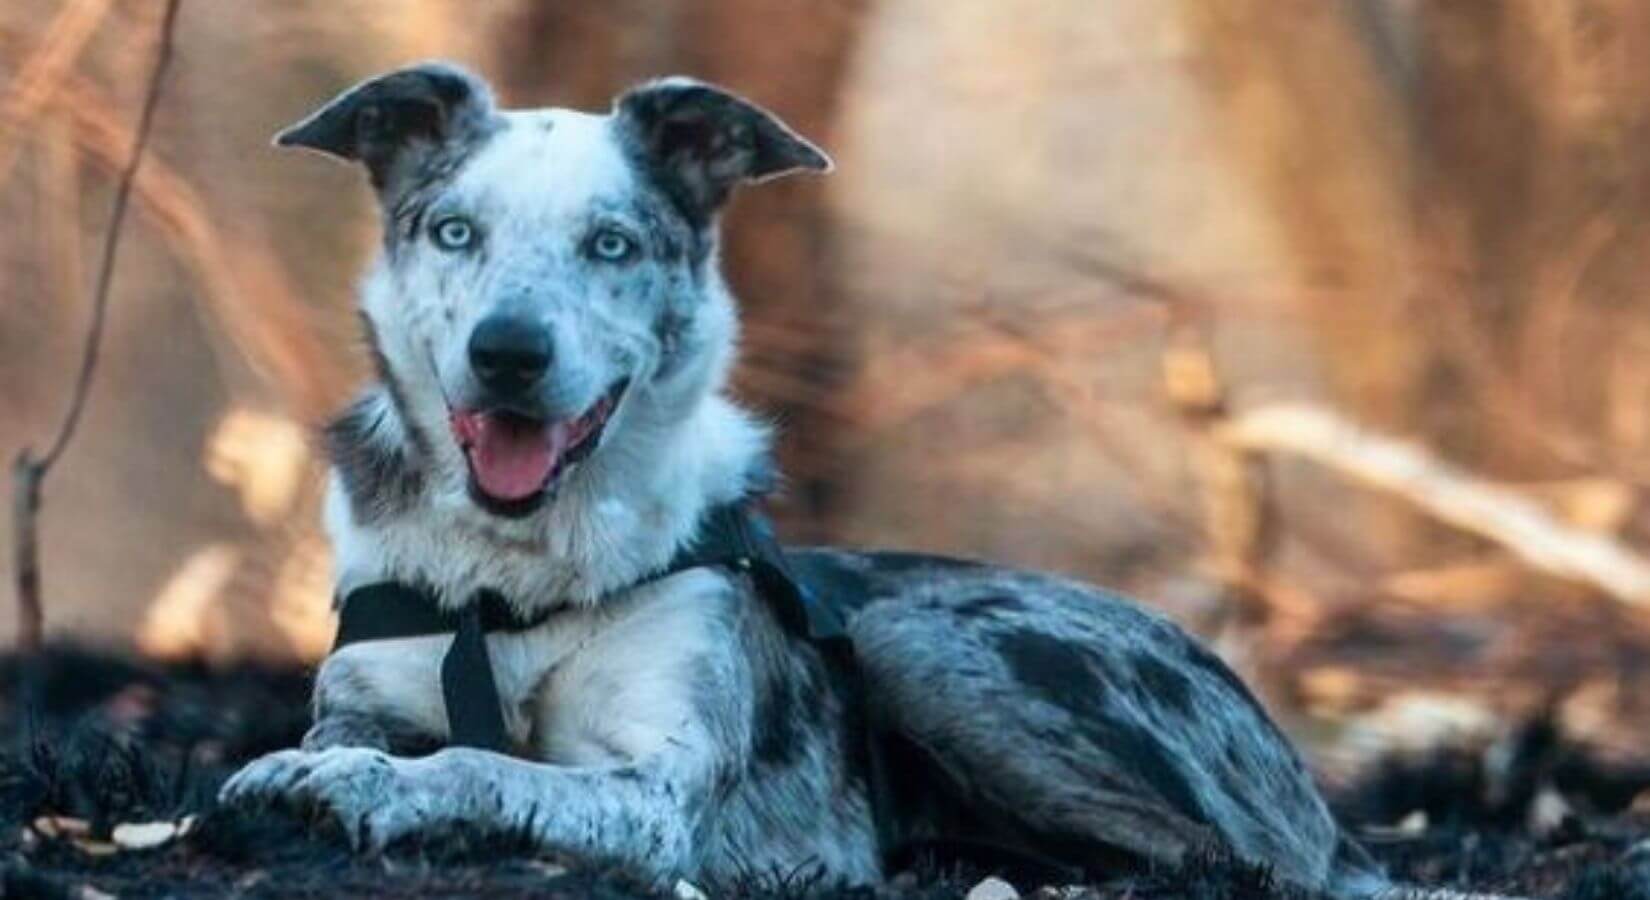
left=316, top=568, right=736, bottom=765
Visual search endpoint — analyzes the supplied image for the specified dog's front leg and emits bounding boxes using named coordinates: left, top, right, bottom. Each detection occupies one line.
left=226, top=571, right=756, bottom=879
left=299, top=636, right=455, bottom=753
left=221, top=744, right=712, bottom=881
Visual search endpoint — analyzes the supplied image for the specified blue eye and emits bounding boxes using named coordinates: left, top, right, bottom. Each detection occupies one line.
left=431, top=216, right=476, bottom=251
left=589, top=229, right=636, bottom=262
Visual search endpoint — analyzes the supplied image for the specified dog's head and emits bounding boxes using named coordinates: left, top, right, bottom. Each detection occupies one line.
left=279, top=63, right=827, bottom=518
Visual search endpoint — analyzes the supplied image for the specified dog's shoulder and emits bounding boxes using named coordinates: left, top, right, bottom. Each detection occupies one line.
left=787, top=546, right=1166, bottom=632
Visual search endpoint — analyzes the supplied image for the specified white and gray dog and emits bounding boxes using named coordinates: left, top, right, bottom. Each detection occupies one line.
left=220, top=63, right=1445, bottom=898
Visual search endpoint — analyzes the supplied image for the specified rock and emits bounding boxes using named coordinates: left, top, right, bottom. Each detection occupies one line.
left=1528, top=785, right=1574, bottom=838
left=1031, top=888, right=1096, bottom=899
left=1396, top=809, right=1429, bottom=835
left=525, top=860, right=569, bottom=878
left=32, top=816, right=91, bottom=838
left=69, top=838, right=118, bottom=857
left=673, top=879, right=709, bottom=900
left=966, top=876, right=1021, bottom=900
left=112, top=820, right=181, bottom=850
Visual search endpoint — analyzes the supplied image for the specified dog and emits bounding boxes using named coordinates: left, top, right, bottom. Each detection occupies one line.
left=219, top=62, right=1396, bottom=897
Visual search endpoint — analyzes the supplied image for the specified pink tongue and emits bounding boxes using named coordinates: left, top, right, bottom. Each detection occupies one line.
left=464, top=415, right=571, bottom=501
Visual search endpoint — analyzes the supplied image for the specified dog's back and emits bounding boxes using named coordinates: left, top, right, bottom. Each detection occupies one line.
left=793, top=548, right=1379, bottom=891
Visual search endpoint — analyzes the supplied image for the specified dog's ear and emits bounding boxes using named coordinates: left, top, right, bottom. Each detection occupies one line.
left=275, top=62, right=496, bottom=192
left=615, top=78, right=831, bottom=222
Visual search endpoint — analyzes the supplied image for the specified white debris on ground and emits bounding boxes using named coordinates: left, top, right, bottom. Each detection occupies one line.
left=673, top=878, right=710, bottom=900
left=965, top=875, right=1021, bottom=900
left=29, top=814, right=198, bottom=855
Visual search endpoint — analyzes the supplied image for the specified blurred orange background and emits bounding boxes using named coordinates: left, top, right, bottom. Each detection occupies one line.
left=9, top=0, right=1650, bottom=773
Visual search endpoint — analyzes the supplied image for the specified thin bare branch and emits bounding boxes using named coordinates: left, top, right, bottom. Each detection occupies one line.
left=11, top=0, right=183, bottom=651
left=1219, top=403, right=1650, bottom=606
left=37, top=0, right=181, bottom=468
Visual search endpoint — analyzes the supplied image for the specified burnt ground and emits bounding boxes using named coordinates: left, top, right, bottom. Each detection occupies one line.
left=4, top=647, right=1650, bottom=899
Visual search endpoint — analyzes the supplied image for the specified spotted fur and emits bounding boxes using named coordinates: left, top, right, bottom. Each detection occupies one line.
left=220, top=63, right=1438, bottom=899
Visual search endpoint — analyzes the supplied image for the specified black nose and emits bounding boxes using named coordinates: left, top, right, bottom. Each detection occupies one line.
left=468, top=314, right=551, bottom=394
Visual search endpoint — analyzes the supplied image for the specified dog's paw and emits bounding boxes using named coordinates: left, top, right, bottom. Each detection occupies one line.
left=219, top=748, right=323, bottom=803
left=219, top=747, right=437, bottom=851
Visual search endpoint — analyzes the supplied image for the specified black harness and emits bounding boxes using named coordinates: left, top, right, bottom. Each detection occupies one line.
left=332, top=502, right=853, bottom=754
left=331, top=502, right=1081, bottom=882
left=333, top=501, right=916, bottom=865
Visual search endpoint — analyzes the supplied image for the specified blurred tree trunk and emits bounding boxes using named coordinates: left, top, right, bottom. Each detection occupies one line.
left=1179, top=0, right=1650, bottom=564
left=1413, top=0, right=1650, bottom=479
left=1178, top=1, right=1418, bottom=426
left=1174, top=0, right=1435, bottom=563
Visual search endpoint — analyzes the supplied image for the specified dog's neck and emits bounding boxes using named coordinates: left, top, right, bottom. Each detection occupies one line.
left=321, top=383, right=771, bottom=616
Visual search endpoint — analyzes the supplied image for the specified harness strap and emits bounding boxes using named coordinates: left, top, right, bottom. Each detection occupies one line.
left=669, top=503, right=848, bottom=642
left=329, top=501, right=898, bottom=859
left=440, top=600, right=510, bottom=751
left=333, top=584, right=530, bottom=752
left=333, top=583, right=550, bottom=646
left=330, top=503, right=849, bottom=751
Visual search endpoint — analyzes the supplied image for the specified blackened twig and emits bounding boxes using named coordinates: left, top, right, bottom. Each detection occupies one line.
left=11, top=0, right=184, bottom=651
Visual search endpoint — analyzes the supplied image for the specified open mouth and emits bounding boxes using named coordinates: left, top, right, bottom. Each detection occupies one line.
left=448, top=380, right=629, bottom=517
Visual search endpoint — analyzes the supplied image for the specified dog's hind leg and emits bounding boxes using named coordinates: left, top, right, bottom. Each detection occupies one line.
left=845, top=570, right=1346, bottom=890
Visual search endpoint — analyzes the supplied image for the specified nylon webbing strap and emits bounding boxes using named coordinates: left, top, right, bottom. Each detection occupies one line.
left=440, top=598, right=511, bottom=751
left=665, top=507, right=897, bottom=856
left=664, top=503, right=848, bottom=643
left=329, top=502, right=897, bottom=856
left=334, top=584, right=525, bottom=752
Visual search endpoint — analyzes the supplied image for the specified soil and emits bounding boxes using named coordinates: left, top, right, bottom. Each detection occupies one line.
left=4, top=645, right=1650, bottom=899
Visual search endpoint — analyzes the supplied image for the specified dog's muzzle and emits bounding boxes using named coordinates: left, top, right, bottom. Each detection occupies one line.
left=449, top=378, right=630, bottom=518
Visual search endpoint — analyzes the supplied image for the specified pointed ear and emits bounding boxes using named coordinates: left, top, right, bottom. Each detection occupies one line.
left=614, top=78, right=831, bottom=223
left=274, top=62, right=497, bottom=193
